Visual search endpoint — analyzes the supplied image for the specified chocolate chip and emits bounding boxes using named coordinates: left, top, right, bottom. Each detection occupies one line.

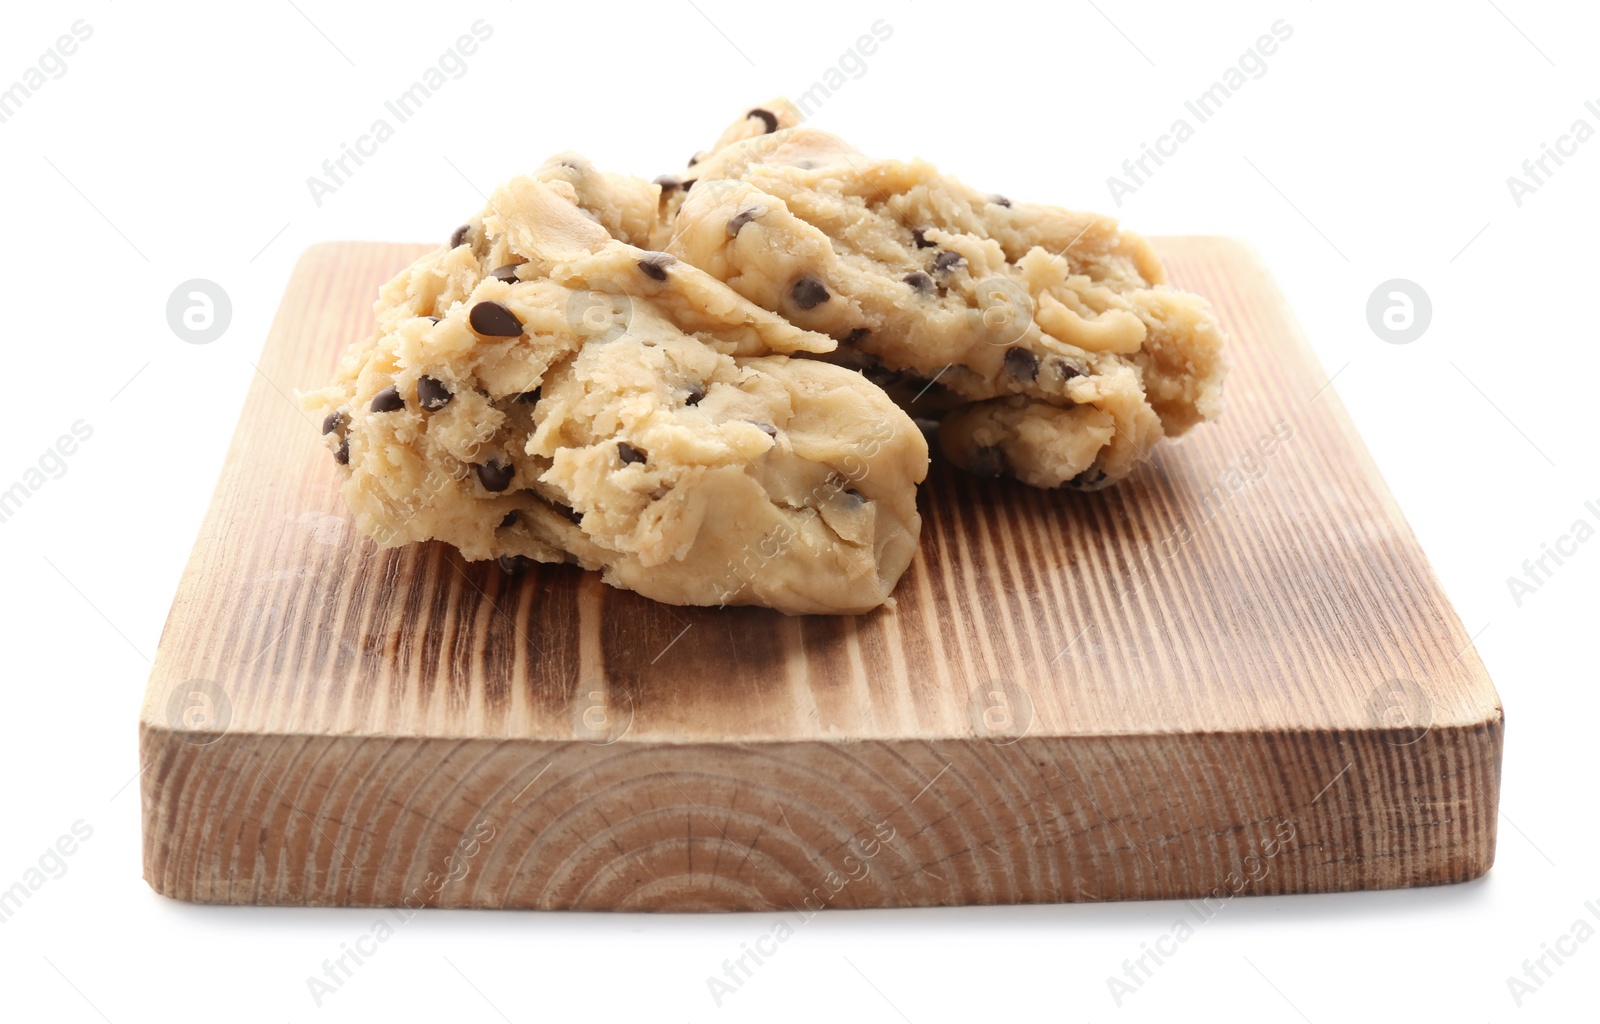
left=687, top=154, right=700, bottom=167
left=969, top=445, right=1009, bottom=478
left=551, top=500, right=583, bottom=524
left=991, top=195, right=1012, bottom=208
left=684, top=383, right=706, bottom=406
left=476, top=460, right=514, bottom=492
left=469, top=300, right=523, bottom=337
left=617, top=442, right=647, bottom=466
left=517, top=387, right=542, bottom=405
left=903, top=271, right=934, bottom=294
left=450, top=224, right=471, bottom=248
left=334, top=438, right=350, bottom=465
left=744, top=420, right=778, bottom=437
left=369, top=386, right=404, bottom=413
left=748, top=108, right=779, bottom=133
left=654, top=174, right=682, bottom=191
left=727, top=207, right=761, bottom=236
left=499, top=510, right=519, bottom=528
left=490, top=264, right=522, bottom=284
left=912, top=228, right=936, bottom=249
left=932, top=250, right=965, bottom=274
left=1063, top=468, right=1108, bottom=491
left=1004, top=347, right=1040, bottom=383
left=681, top=179, right=694, bottom=191
left=1053, top=358, right=1086, bottom=383
left=497, top=554, right=527, bottom=574
left=638, top=255, right=673, bottom=281
left=791, top=277, right=830, bottom=309
left=417, top=376, right=453, bottom=411
left=321, top=410, right=347, bottom=436
left=842, top=328, right=870, bottom=344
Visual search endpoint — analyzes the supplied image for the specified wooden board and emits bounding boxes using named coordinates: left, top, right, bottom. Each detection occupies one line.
left=138, top=238, right=1503, bottom=911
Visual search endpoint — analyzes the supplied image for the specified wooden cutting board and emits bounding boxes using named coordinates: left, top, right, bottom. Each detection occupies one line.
left=139, top=238, right=1503, bottom=911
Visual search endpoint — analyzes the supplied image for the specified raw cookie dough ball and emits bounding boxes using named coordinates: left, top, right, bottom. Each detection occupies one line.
left=655, top=107, right=1227, bottom=489
left=532, top=328, right=927, bottom=613
left=302, top=172, right=928, bottom=615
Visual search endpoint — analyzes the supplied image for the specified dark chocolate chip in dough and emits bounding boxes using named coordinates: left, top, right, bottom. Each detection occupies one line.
left=744, top=420, right=779, bottom=437
left=517, top=387, right=542, bottom=405
left=499, top=510, right=519, bottom=529
left=1053, top=358, right=1086, bottom=383
left=450, top=224, right=472, bottom=248
left=469, top=300, right=523, bottom=337
left=1062, top=467, right=1108, bottom=491
left=490, top=264, right=523, bottom=283
left=687, top=154, right=700, bottom=167
left=911, top=227, right=936, bottom=249
left=476, top=459, right=514, bottom=492
left=991, top=195, right=1012, bottom=208
left=791, top=277, right=830, bottom=309
left=683, top=383, right=706, bottom=406
left=932, top=250, right=965, bottom=274
left=969, top=445, right=1009, bottom=478
left=369, top=386, right=405, bottom=413
left=427, top=316, right=442, bottom=325
left=748, top=107, right=779, bottom=133
left=654, top=174, right=682, bottom=191
left=637, top=255, right=673, bottom=281
left=334, top=439, right=350, bottom=465
left=842, top=328, right=870, bottom=344
left=321, top=410, right=347, bottom=436
left=617, top=442, right=648, bottom=466
left=727, top=206, right=761, bottom=236
left=903, top=271, right=934, bottom=294
left=417, top=376, right=453, bottom=411
left=551, top=500, right=584, bottom=524
left=1004, top=347, right=1040, bottom=383
left=681, top=178, right=694, bottom=191
left=497, top=554, right=527, bottom=574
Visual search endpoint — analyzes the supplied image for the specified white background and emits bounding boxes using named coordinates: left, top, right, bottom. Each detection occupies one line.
left=1, top=1, right=1596, bottom=1021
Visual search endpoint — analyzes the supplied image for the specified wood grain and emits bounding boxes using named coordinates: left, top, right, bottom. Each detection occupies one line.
left=138, top=238, right=1503, bottom=910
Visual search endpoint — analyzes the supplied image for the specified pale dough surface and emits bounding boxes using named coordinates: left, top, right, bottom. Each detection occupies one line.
left=655, top=102, right=1227, bottom=489
left=302, top=103, right=1228, bottom=612
left=301, top=165, right=928, bottom=614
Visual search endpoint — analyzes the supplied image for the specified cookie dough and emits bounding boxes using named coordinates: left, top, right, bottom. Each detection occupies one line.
left=301, top=169, right=928, bottom=614
left=653, top=103, right=1226, bottom=489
